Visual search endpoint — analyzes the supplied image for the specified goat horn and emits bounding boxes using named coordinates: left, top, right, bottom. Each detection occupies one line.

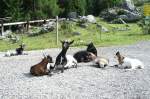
left=42, top=51, right=47, bottom=57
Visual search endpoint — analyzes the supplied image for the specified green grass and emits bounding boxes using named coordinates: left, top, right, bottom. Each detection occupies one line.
left=0, top=18, right=150, bottom=51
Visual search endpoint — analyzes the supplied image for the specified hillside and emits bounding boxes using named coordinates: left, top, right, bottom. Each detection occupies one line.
left=0, top=18, right=150, bottom=51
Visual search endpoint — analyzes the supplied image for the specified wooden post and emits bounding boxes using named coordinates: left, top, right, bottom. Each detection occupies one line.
left=56, top=16, right=59, bottom=45
left=26, top=20, right=29, bottom=32
left=1, top=21, right=4, bottom=36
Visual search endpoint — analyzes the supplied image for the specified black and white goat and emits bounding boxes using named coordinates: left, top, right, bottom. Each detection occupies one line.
left=73, top=42, right=97, bottom=63
left=115, top=51, right=144, bottom=69
left=5, top=44, right=26, bottom=57
left=51, top=40, right=75, bottom=73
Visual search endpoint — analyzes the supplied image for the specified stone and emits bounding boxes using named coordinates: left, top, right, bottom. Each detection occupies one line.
left=42, top=21, right=55, bottom=32
left=101, top=26, right=109, bottom=33
left=80, top=23, right=88, bottom=28
left=122, top=0, right=135, bottom=12
left=86, top=15, right=96, bottom=23
left=72, top=32, right=81, bottom=36
left=118, top=9, right=141, bottom=22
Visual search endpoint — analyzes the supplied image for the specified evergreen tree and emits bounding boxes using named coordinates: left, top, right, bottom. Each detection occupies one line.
left=64, top=0, right=86, bottom=16
left=3, top=0, right=23, bottom=21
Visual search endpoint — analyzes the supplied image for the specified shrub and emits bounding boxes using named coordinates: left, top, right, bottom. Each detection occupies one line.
left=138, top=16, right=150, bottom=34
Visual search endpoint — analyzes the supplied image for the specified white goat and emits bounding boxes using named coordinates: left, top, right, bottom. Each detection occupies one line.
left=115, top=51, right=144, bottom=69
left=5, top=50, right=16, bottom=57
left=94, top=57, right=109, bottom=68
left=64, top=55, right=77, bottom=68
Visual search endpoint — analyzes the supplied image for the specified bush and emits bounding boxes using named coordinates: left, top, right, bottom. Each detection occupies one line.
left=138, top=16, right=150, bottom=34
left=60, top=21, right=74, bottom=36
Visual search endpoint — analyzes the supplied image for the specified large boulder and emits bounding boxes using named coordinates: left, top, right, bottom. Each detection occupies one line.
left=122, top=0, right=135, bottom=12
left=100, top=7, right=141, bottom=23
left=86, top=15, right=96, bottom=23
left=79, top=15, right=96, bottom=23
left=119, top=9, right=141, bottom=22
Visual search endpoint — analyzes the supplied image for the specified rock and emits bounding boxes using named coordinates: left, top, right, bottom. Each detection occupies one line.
left=79, top=15, right=96, bottom=23
left=101, top=26, right=109, bottom=33
left=69, top=18, right=78, bottom=22
left=118, top=9, right=141, bottom=22
left=68, top=12, right=77, bottom=19
left=86, top=15, right=96, bottom=23
left=80, top=23, right=88, bottom=28
left=122, top=0, right=135, bottom=12
left=100, top=7, right=141, bottom=23
left=72, top=32, right=81, bottom=36
left=79, top=16, right=88, bottom=23
left=42, top=21, right=55, bottom=32
left=3, top=30, right=12, bottom=36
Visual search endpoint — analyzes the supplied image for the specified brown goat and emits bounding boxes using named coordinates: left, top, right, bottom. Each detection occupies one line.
left=30, top=55, right=53, bottom=76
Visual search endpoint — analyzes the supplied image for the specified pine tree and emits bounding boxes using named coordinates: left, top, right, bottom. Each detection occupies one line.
left=3, top=0, right=23, bottom=21
left=64, top=0, right=86, bottom=16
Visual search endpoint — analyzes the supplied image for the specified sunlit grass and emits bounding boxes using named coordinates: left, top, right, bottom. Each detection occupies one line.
left=0, top=18, right=150, bottom=51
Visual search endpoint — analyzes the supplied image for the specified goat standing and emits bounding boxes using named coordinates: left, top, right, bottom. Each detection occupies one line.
left=52, top=40, right=74, bottom=73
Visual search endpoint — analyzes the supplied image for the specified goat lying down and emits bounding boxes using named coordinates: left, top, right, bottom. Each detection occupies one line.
left=73, top=42, right=97, bottom=63
left=5, top=44, right=27, bottom=57
left=30, top=55, right=53, bottom=76
left=94, top=57, right=109, bottom=68
left=89, top=53, right=109, bottom=68
left=115, top=51, right=144, bottom=69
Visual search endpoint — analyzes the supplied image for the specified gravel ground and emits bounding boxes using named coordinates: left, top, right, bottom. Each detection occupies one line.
left=0, top=41, right=150, bottom=99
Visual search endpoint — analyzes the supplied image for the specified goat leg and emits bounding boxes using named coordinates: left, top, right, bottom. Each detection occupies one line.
left=61, top=65, right=64, bottom=73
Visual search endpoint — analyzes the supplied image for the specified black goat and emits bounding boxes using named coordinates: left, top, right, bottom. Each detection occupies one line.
left=52, top=40, right=74, bottom=73
left=73, top=42, right=97, bottom=63
left=86, top=42, right=97, bottom=56
left=16, top=44, right=25, bottom=55
left=73, top=51, right=95, bottom=62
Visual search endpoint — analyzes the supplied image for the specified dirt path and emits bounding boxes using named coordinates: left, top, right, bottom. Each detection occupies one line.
left=0, top=41, right=150, bottom=99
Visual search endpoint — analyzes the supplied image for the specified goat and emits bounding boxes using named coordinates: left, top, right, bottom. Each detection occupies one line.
left=16, top=44, right=26, bottom=55
left=115, top=51, right=144, bottom=69
left=73, top=51, right=96, bottom=63
left=73, top=42, right=97, bottom=63
left=5, top=44, right=26, bottom=57
left=94, top=57, right=109, bottom=68
left=86, top=42, right=97, bottom=56
left=86, top=52, right=109, bottom=68
left=52, top=40, right=74, bottom=73
left=64, top=55, right=77, bottom=68
left=30, top=55, right=53, bottom=76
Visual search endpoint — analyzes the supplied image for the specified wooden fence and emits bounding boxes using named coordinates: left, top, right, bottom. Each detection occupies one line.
left=0, top=17, right=66, bottom=45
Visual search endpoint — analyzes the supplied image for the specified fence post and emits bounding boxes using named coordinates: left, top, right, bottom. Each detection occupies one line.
left=25, top=20, right=30, bottom=32
left=56, top=16, right=59, bottom=45
left=1, top=21, right=4, bottom=36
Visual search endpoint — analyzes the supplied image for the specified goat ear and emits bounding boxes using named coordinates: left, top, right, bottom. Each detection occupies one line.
left=69, top=40, right=74, bottom=44
left=116, top=51, right=120, bottom=55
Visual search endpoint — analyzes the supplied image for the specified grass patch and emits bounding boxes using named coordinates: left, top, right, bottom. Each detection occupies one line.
left=0, top=18, right=150, bottom=51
